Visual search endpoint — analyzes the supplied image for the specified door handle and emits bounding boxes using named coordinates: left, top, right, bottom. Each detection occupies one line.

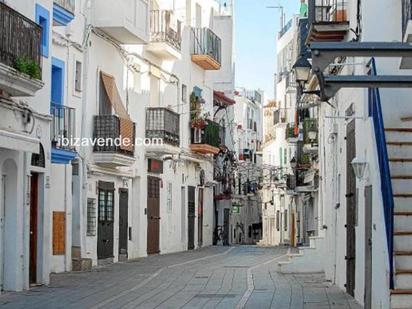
left=345, top=193, right=354, bottom=198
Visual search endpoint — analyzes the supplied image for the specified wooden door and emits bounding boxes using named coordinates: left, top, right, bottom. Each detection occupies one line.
left=197, top=188, right=203, bottom=248
left=364, top=186, right=373, bottom=309
left=147, top=176, right=160, bottom=255
left=0, top=175, right=4, bottom=290
left=118, top=189, right=128, bottom=256
left=29, top=173, right=39, bottom=284
left=97, top=182, right=115, bottom=259
left=346, top=120, right=356, bottom=296
left=188, top=186, right=195, bottom=250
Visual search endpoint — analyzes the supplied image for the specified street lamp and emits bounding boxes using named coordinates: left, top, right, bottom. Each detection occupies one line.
left=293, top=56, right=312, bottom=86
left=351, top=157, right=368, bottom=180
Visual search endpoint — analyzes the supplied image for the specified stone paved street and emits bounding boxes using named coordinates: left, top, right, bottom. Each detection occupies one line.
left=0, top=246, right=362, bottom=309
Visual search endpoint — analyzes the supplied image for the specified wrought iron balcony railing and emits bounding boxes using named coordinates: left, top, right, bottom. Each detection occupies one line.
left=146, top=107, right=180, bottom=146
left=0, top=2, right=42, bottom=79
left=191, top=27, right=222, bottom=68
left=54, top=0, right=75, bottom=14
left=303, top=118, right=318, bottom=144
left=150, top=10, right=182, bottom=51
left=402, top=0, right=412, bottom=38
left=51, top=103, right=76, bottom=151
left=191, top=120, right=223, bottom=148
left=93, top=115, right=135, bottom=156
left=309, top=0, right=347, bottom=24
left=286, top=123, right=297, bottom=140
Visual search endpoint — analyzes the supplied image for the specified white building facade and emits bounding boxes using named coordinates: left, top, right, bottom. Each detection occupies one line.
left=0, top=0, right=235, bottom=292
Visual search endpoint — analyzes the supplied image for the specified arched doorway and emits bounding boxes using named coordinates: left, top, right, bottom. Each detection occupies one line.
left=1, top=158, right=18, bottom=291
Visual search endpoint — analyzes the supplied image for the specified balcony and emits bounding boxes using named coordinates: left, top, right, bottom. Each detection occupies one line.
left=147, top=10, right=182, bottom=59
left=401, top=0, right=412, bottom=68
left=285, top=123, right=298, bottom=142
left=93, top=0, right=149, bottom=44
left=51, top=103, right=77, bottom=164
left=306, top=0, right=349, bottom=43
left=190, top=120, right=223, bottom=155
left=145, top=107, right=180, bottom=155
left=191, top=28, right=221, bottom=70
left=53, top=0, right=75, bottom=25
left=0, top=2, right=43, bottom=97
left=93, top=115, right=136, bottom=167
left=303, top=118, right=319, bottom=153
left=273, top=109, right=286, bottom=126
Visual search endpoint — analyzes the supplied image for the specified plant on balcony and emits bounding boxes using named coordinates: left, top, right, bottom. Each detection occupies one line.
left=298, top=153, right=311, bottom=166
left=191, top=112, right=210, bottom=129
left=14, top=57, right=41, bottom=80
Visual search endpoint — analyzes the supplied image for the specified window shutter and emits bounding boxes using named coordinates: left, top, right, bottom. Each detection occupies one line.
left=53, top=211, right=66, bottom=255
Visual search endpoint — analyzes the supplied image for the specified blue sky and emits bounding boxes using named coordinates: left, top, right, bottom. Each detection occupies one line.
left=234, top=0, right=300, bottom=102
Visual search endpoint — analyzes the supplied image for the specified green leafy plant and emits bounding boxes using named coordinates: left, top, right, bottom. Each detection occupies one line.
left=14, top=57, right=41, bottom=80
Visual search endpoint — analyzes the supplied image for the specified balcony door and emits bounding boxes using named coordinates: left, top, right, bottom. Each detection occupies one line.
left=97, top=182, right=114, bottom=260
left=147, top=176, right=160, bottom=255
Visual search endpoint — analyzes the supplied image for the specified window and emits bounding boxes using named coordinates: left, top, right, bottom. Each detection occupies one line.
left=75, top=60, right=82, bottom=92
left=284, top=210, right=288, bottom=231
left=87, top=198, right=96, bottom=236
left=167, top=182, right=172, bottom=213
left=51, top=58, right=65, bottom=105
left=35, top=4, right=50, bottom=58
left=182, top=84, right=187, bottom=102
left=98, top=186, right=114, bottom=223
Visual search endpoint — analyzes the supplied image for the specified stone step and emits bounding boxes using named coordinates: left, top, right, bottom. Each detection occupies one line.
left=394, top=197, right=412, bottom=212
left=390, top=161, right=412, bottom=176
left=395, top=271, right=412, bottom=289
left=391, top=290, right=412, bottom=309
left=395, top=252, right=412, bottom=270
left=395, top=212, right=412, bottom=232
left=392, top=178, right=412, bottom=195
left=386, top=128, right=412, bottom=143
left=387, top=142, right=412, bottom=158
left=394, top=233, right=412, bottom=251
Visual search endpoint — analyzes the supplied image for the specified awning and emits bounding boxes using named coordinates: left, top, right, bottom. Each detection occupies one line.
left=101, top=72, right=134, bottom=153
left=214, top=91, right=235, bottom=106
left=0, top=130, right=39, bottom=153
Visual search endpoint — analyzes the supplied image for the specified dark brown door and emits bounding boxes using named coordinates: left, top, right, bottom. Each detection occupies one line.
left=346, top=120, right=356, bottom=296
left=223, top=208, right=230, bottom=246
left=198, top=188, right=203, bottom=248
left=188, top=186, right=195, bottom=250
left=97, top=182, right=115, bottom=259
left=147, top=176, right=160, bottom=255
left=29, top=173, right=39, bottom=284
left=118, top=189, right=128, bottom=256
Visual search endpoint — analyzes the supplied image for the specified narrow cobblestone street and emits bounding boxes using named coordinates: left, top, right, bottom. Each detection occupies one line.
left=0, top=246, right=362, bottom=309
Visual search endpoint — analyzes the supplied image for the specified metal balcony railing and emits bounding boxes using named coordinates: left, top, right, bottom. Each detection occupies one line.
left=274, top=109, right=287, bottom=125
left=308, top=0, right=347, bottom=24
left=146, top=107, right=180, bottom=146
left=54, top=0, right=75, bottom=13
left=402, top=0, right=412, bottom=38
left=51, top=103, right=75, bottom=150
left=303, top=118, right=318, bottom=144
left=191, top=120, right=223, bottom=148
left=93, top=115, right=135, bottom=156
left=191, top=27, right=222, bottom=65
left=0, top=2, right=42, bottom=79
left=286, top=123, right=297, bottom=140
left=150, top=10, right=182, bottom=51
